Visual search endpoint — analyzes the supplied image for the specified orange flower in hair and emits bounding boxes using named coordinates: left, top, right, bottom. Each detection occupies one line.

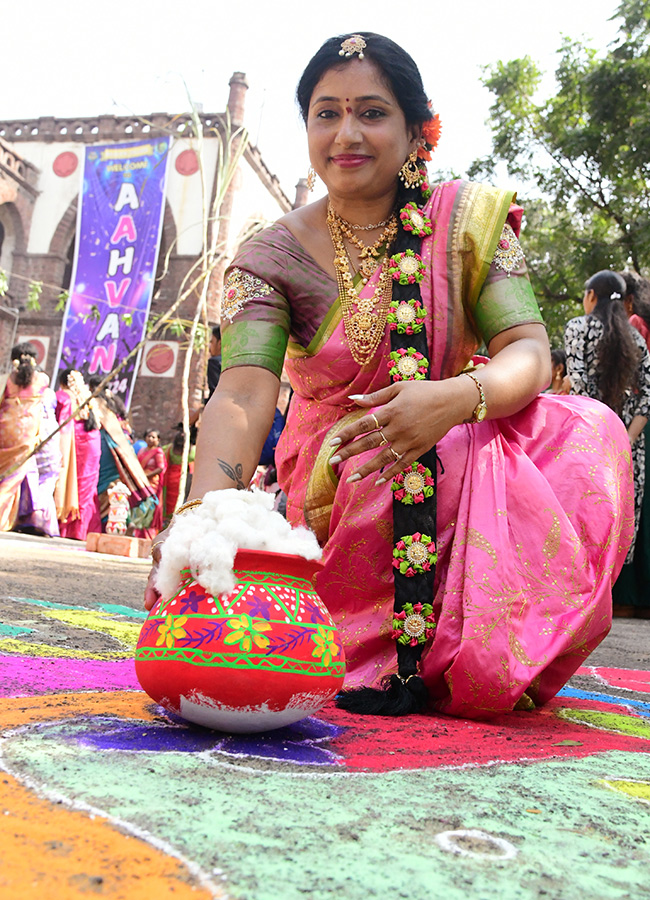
left=417, top=113, right=442, bottom=160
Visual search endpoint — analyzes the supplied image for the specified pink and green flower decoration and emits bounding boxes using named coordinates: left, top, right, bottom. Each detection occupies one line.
left=389, top=347, right=429, bottom=381
left=391, top=601, right=436, bottom=646
left=392, top=532, right=437, bottom=577
left=386, top=249, right=426, bottom=285
left=392, top=462, right=435, bottom=505
left=399, top=203, right=433, bottom=238
left=387, top=298, right=426, bottom=335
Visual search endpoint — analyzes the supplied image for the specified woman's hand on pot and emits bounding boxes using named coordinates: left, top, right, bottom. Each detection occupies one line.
left=144, top=526, right=170, bottom=610
left=329, top=379, right=476, bottom=484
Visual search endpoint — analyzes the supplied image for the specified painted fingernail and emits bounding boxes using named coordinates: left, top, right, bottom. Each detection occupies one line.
left=375, top=477, right=386, bottom=486
left=330, top=437, right=342, bottom=446
left=330, top=455, right=342, bottom=465
left=346, top=473, right=362, bottom=483
left=348, top=394, right=365, bottom=401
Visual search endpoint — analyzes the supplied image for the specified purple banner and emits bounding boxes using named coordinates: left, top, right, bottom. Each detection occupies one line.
left=54, top=138, right=170, bottom=408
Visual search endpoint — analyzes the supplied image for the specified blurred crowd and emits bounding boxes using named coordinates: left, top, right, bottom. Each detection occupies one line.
left=0, top=326, right=287, bottom=544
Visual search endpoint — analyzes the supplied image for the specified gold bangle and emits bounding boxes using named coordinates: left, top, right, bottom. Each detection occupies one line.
left=150, top=540, right=165, bottom=559
left=174, top=498, right=203, bottom=517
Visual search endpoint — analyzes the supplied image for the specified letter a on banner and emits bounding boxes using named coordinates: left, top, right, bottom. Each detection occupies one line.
left=53, top=138, right=170, bottom=409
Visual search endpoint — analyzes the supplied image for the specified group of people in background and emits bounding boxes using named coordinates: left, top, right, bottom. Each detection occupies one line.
left=0, top=326, right=285, bottom=544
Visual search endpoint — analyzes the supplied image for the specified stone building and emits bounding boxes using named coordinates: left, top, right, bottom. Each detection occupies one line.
left=0, top=73, right=305, bottom=435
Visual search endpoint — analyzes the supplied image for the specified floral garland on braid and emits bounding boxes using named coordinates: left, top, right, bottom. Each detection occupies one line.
left=337, top=145, right=440, bottom=717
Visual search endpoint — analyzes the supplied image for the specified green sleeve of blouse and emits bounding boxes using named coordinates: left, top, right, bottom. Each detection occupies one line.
left=473, top=265, right=544, bottom=345
left=220, top=234, right=292, bottom=379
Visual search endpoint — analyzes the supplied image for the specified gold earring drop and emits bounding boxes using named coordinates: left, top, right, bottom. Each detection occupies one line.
left=398, top=150, right=423, bottom=189
left=306, top=166, right=316, bottom=192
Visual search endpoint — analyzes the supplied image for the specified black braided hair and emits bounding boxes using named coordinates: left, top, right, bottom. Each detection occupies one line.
left=586, top=270, right=641, bottom=415
left=336, top=173, right=437, bottom=716
left=10, top=342, right=38, bottom=389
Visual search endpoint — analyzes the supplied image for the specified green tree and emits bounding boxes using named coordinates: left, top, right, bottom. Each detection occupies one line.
left=470, top=0, right=650, bottom=343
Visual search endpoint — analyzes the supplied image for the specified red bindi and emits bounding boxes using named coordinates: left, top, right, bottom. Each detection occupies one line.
left=346, top=106, right=353, bottom=113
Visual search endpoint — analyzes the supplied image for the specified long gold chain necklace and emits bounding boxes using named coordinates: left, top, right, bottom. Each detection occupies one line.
left=326, top=203, right=398, bottom=366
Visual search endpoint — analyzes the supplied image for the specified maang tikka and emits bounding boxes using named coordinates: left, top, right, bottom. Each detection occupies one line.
left=339, top=34, right=366, bottom=58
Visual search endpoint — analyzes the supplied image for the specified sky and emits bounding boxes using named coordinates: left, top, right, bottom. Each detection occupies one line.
left=3, top=0, right=623, bottom=201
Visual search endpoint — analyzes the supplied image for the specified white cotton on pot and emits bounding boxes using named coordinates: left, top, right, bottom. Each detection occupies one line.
left=153, top=488, right=322, bottom=600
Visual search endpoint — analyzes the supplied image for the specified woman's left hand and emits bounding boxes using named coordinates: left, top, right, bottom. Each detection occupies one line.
left=330, top=378, right=476, bottom=485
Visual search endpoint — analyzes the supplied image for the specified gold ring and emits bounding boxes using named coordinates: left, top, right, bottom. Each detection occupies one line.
left=150, top=540, right=165, bottom=560
left=370, top=413, right=380, bottom=431
left=378, top=430, right=389, bottom=446
left=389, top=447, right=402, bottom=462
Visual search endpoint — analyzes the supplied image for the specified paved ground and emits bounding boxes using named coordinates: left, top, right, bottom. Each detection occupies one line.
left=1, top=531, right=649, bottom=900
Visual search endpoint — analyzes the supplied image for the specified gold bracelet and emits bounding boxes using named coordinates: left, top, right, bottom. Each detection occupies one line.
left=463, top=372, right=488, bottom=424
left=150, top=540, right=165, bottom=559
left=174, top=498, right=204, bottom=517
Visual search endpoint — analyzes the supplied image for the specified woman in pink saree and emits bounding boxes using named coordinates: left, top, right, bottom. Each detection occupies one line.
left=145, top=33, right=633, bottom=719
left=56, top=369, right=102, bottom=540
left=134, top=430, right=167, bottom=539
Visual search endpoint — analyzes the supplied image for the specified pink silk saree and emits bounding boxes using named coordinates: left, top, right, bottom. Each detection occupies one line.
left=273, top=181, right=634, bottom=718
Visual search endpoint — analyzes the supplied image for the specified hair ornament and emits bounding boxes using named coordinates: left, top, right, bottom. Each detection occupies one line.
left=610, top=292, right=622, bottom=300
left=339, top=34, right=366, bottom=58
left=12, top=358, right=19, bottom=370
left=417, top=112, right=442, bottom=161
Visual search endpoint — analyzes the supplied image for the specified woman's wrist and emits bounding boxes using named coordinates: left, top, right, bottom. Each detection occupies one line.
left=451, top=373, right=485, bottom=425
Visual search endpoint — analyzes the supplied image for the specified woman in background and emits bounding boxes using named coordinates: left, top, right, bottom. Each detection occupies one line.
left=0, top=343, right=49, bottom=532
left=56, top=369, right=101, bottom=540
left=565, top=270, right=650, bottom=569
left=612, top=273, right=650, bottom=616
left=548, top=348, right=570, bottom=394
left=15, top=381, right=61, bottom=537
left=162, top=427, right=195, bottom=525
left=134, top=429, right=166, bottom=538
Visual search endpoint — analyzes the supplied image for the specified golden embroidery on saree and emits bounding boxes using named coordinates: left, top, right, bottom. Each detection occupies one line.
left=492, top=223, right=525, bottom=276
left=221, top=268, right=273, bottom=321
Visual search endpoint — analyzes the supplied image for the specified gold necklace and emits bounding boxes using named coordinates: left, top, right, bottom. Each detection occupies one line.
left=329, top=207, right=398, bottom=280
left=327, top=203, right=397, bottom=366
left=336, top=215, right=391, bottom=231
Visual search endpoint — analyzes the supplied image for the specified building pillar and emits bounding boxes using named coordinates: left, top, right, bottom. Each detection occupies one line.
left=293, top=178, right=309, bottom=209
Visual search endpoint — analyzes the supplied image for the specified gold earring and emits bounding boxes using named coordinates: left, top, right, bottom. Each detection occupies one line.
left=398, top=149, right=423, bottom=188
left=306, top=166, right=316, bottom=192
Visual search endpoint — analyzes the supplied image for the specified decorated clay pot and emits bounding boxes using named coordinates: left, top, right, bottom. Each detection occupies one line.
left=135, top=549, right=345, bottom=733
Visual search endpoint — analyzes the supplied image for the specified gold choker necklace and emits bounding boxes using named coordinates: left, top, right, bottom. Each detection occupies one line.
left=335, top=214, right=392, bottom=231
left=327, top=203, right=398, bottom=365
